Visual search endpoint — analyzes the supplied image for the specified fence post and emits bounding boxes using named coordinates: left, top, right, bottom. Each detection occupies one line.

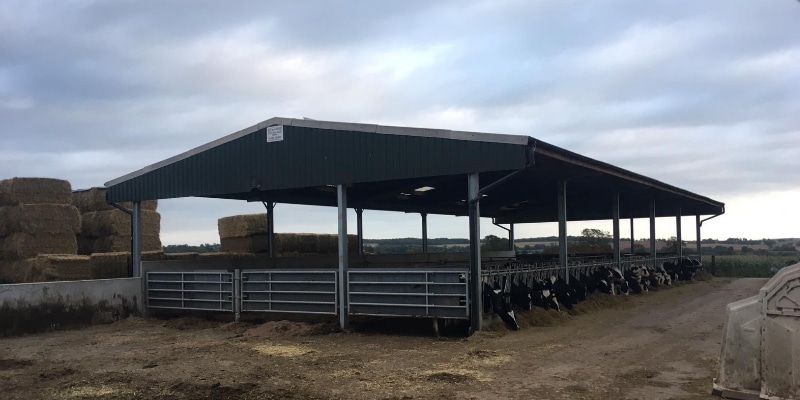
left=234, top=269, right=241, bottom=323
left=711, top=255, right=716, bottom=276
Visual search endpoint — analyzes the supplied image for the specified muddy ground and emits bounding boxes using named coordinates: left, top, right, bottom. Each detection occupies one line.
left=0, top=277, right=764, bottom=400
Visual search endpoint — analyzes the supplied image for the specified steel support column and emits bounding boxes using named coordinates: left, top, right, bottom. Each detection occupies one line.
left=467, top=173, right=482, bottom=332
left=696, top=214, right=702, bottom=263
left=356, top=209, right=364, bottom=256
left=509, top=223, right=515, bottom=252
left=676, top=208, right=682, bottom=260
left=557, top=181, right=568, bottom=283
left=421, top=213, right=428, bottom=254
left=612, top=193, right=621, bottom=271
left=337, top=185, right=349, bottom=330
left=131, top=201, right=142, bottom=277
left=650, top=200, right=657, bottom=270
left=630, top=218, right=635, bottom=254
left=266, top=203, right=275, bottom=258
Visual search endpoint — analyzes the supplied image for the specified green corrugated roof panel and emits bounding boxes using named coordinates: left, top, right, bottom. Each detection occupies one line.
left=105, top=117, right=724, bottom=221
left=106, top=119, right=530, bottom=202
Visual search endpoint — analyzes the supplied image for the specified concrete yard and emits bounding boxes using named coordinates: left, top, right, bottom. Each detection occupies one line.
left=0, top=277, right=764, bottom=400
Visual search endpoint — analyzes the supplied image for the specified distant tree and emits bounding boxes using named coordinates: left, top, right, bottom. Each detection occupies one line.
left=764, top=239, right=777, bottom=249
left=773, top=243, right=797, bottom=252
left=741, top=246, right=753, bottom=254
left=568, top=228, right=612, bottom=254
left=542, top=245, right=560, bottom=255
left=482, top=235, right=509, bottom=252
left=581, top=229, right=610, bottom=247
left=663, top=236, right=686, bottom=253
left=163, top=243, right=221, bottom=253
left=631, top=243, right=647, bottom=253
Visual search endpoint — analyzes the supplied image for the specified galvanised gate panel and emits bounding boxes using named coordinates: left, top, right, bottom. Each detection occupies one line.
left=348, top=268, right=469, bottom=319
left=241, top=270, right=337, bottom=315
left=146, top=271, right=234, bottom=312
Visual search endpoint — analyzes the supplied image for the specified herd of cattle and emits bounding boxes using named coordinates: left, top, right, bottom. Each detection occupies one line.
left=483, top=257, right=703, bottom=329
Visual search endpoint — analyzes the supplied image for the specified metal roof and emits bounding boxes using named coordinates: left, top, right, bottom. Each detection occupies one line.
left=105, top=117, right=724, bottom=222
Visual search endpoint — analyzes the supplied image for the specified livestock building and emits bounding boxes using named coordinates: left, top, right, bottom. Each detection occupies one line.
left=105, top=117, right=725, bottom=332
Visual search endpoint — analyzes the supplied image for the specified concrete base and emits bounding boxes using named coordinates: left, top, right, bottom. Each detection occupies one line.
left=712, top=381, right=762, bottom=400
left=0, top=278, right=141, bottom=336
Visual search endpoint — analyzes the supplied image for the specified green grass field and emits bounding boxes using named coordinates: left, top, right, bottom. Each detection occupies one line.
left=709, top=254, right=799, bottom=278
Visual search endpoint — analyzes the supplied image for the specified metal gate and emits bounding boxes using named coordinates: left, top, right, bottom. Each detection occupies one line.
left=146, top=271, right=234, bottom=311
left=145, top=268, right=468, bottom=320
left=348, top=268, right=469, bottom=319
left=241, top=270, right=338, bottom=315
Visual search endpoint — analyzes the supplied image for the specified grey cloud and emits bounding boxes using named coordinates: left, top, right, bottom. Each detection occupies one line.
left=1, top=0, right=798, bottom=242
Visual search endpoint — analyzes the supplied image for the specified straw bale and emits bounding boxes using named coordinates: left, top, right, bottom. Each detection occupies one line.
left=311, top=234, right=358, bottom=254
left=218, top=214, right=268, bottom=238
left=0, top=260, right=29, bottom=283
left=318, top=234, right=338, bottom=254
left=220, top=233, right=359, bottom=255
left=276, top=233, right=298, bottom=253
left=32, top=254, right=90, bottom=281
left=163, top=252, right=199, bottom=261
left=80, top=210, right=160, bottom=238
left=0, top=177, right=72, bottom=206
left=221, top=234, right=269, bottom=253
left=196, top=252, right=257, bottom=260
left=0, top=204, right=81, bottom=236
left=77, top=235, right=93, bottom=255
left=89, top=252, right=129, bottom=279
left=1, top=254, right=91, bottom=283
left=71, top=187, right=157, bottom=213
left=295, top=234, right=321, bottom=253
left=89, top=234, right=162, bottom=254
left=142, top=251, right=164, bottom=261
left=2, top=232, right=78, bottom=260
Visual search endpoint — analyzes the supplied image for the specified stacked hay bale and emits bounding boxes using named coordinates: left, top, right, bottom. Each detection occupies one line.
left=218, top=213, right=357, bottom=255
left=0, top=178, right=88, bottom=283
left=4, top=254, right=92, bottom=282
left=87, top=250, right=164, bottom=279
left=72, top=187, right=161, bottom=255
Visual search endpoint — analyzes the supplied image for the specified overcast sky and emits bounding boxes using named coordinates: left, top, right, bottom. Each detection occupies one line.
left=1, top=0, right=798, bottom=245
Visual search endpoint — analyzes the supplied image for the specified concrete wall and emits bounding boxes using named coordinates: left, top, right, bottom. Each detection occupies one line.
left=0, top=277, right=141, bottom=336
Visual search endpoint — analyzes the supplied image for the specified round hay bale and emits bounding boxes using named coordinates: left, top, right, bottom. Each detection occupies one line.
left=72, top=187, right=157, bottom=213
left=0, top=177, right=72, bottom=206
left=218, top=214, right=268, bottom=238
left=0, top=204, right=81, bottom=236
left=80, top=210, right=161, bottom=238
left=2, top=232, right=78, bottom=260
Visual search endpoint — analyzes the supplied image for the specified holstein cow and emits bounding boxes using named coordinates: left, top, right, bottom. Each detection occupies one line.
left=482, top=276, right=520, bottom=330
left=549, top=276, right=574, bottom=310
left=530, top=277, right=560, bottom=312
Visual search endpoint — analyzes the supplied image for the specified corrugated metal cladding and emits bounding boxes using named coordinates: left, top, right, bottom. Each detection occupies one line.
left=107, top=126, right=529, bottom=202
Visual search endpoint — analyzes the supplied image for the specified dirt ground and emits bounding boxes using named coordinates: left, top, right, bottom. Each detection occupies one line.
left=0, top=277, right=765, bottom=400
